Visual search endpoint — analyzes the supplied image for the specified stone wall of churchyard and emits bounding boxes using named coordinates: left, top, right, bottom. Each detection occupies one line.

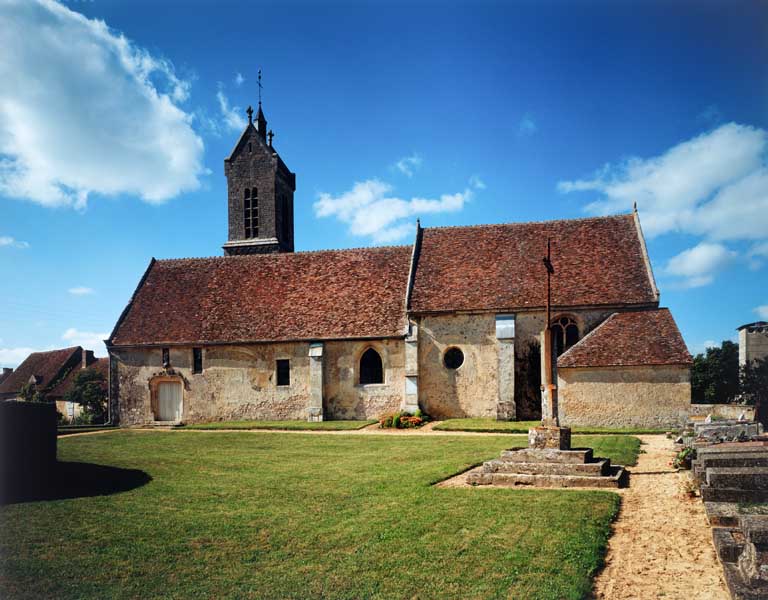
left=112, top=343, right=312, bottom=425
left=323, top=339, right=405, bottom=420
left=557, top=364, right=691, bottom=429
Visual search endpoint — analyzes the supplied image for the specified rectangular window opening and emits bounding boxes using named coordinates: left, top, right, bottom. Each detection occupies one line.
left=162, top=347, right=170, bottom=367
left=276, top=359, right=290, bottom=386
left=193, top=348, right=203, bottom=374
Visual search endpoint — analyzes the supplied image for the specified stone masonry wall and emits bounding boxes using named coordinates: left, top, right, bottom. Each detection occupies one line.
left=323, top=339, right=405, bottom=420
left=418, top=313, right=499, bottom=418
left=113, top=343, right=312, bottom=425
left=557, top=364, right=691, bottom=429
left=739, top=326, right=768, bottom=366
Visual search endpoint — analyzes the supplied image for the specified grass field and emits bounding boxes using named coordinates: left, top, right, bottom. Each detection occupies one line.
left=181, top=420, right=376, bottom=431
left=0, top=431, right=639, bottom=599
left=433, top=418, right=667, bottom=435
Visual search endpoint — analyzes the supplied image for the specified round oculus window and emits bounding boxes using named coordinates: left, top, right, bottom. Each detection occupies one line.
left=443, top=347, right=464, bottom=369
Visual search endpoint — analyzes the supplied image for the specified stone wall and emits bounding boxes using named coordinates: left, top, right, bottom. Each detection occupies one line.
left=113, top=343, right=312, bottom=425
left=417, top=313, right=499, bottom=418
left=323, top=339, right=405, bottom=420
left=557, top=364, right=691, bottom=429
left=739, top=325, right=768, bottom=366
left=112, top=339, right=406, bottom=425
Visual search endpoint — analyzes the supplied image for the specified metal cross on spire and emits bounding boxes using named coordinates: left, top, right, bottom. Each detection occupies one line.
left=257, top=68, right=263, bottom=107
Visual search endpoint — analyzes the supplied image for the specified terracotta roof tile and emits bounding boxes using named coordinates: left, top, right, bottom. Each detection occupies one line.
left=0, top=347, right=81, bottom=395
left=47, top=357, right=109, bottom=400
left=557, top=308, right=692, bottom=368
left=110, top=246, right=412, bottom=346
left=410, top=214, right=657, bottom=313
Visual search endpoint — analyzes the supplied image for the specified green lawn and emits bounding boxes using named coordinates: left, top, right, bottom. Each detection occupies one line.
left=0, top=432, right=639, bottom=599
left=181, top=419, right=376, bottom=431
left=433, top=418, right=667, bottom=435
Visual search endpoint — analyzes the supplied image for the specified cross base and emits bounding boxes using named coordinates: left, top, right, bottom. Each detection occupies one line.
left=528, top=426, right=572, bottom=450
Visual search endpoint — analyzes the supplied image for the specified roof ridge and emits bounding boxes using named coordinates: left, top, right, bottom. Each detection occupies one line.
left=155, top=245, right=411, bottom=262
left=421, top=212, right=632, bottom=232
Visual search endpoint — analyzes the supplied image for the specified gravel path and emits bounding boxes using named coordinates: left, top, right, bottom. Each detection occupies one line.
left=591, top=434, right=728, bottom=599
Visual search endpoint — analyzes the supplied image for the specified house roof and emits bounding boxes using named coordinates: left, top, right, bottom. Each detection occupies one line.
left=737, top=321, right=768, bottom=332
left=47, top=357, right=109, bottom=400
left=557, top=308, right=692, bottom=368
left=109, top=246, right=412, bottom=346
left=0, top=347, right=81, bottom=395
left=409, top=214, right=658, bottom=313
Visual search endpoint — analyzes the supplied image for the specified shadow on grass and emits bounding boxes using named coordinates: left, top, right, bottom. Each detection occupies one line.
left=1, top=461, right=151, bottom=505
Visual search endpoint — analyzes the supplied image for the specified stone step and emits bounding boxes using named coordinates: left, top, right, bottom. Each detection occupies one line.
left=467, top=465, right=627, bottom=489
left=706, top=467, right=768, bottom=490
left=482, top=458, right=610, bottom=476
left=713, top=527, right=746, bottom=563
left=700, top=485, right=768, bottom=503
left=498, top=447, right=593, bottom=464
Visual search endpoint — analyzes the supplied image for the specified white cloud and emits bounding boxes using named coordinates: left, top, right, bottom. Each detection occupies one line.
left=0, top=236, right=29, bottom=248
left=755, top=305, right=768, bottom=320
left=662, top=242, right=736, bottom=288
left=518, top=115, right=537, bottom=137
left=314, top=179, right=471, bottom=243
left=393, top=154, right=423, bottom=178
left=557, top=123, right=767, bottom=240
left=216, top=87, right=246, bottom=132
left=62, top=328, right=108, bottom=356
left=0, top=347, right=39, bottom=368
left=469, top=175, right=486, bottom=190
left=234, top=72, right=245, bottom=87
left=0, top=0, right=204, bottom=209
left=68, top=286, right=94, bottom=295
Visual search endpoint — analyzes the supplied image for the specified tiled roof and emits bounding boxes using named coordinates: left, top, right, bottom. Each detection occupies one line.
left=557, top=308, right=692, bottom=368
left=410, top=214, right=657, bottom=313
left=109, top=246, right=412, bottom=346
left=0, top=347, right=81, bottom=395
left=47, top=357, right=109, bottom=400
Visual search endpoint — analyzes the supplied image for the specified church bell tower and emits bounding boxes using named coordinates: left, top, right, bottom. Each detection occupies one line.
left=222, top=90, right=296, bottom=255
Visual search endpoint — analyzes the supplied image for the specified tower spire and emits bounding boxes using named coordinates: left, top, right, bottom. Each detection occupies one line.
left=255, top=68, right=267, bottom=139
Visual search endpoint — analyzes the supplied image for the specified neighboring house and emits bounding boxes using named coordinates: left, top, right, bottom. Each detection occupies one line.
left=107, top=101, right=692, bottom=428
left=0, top=347, right=108, bottom=421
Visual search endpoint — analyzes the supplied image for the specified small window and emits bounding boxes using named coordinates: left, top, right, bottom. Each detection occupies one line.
left=192, top=348, right=203, bottom=374
left=162, top=347, right=170, bottom=368
left=359, top=348, right=383, bottom=385
left=244, top=187, right=259, bottom=239
left=276, top=359, right=290, bottom=386
left=443, top=347, right=464, bottom=370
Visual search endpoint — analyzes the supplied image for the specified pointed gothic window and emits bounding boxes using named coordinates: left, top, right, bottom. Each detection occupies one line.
left=244, top=188, right=259, bottom=239
left=551, top=316, right=580, bottom=356
left=359, top=348, right=383, bottom=385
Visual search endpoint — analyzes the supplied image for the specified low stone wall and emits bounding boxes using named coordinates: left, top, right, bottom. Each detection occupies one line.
left=558, top=364, right=691, bottom=429
left=689, top=404, right=755, bottom=421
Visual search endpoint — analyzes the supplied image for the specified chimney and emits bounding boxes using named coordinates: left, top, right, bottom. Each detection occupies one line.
left=0, top=367, right=12, bottom=383
left=82, top=350, right=95, bottom=369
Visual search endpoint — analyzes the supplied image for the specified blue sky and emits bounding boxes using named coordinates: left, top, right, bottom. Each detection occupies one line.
left=1, top=0, right=767, bottom=366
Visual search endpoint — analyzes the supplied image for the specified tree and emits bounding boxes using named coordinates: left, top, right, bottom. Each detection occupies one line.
left=18, top=381, right=46, bottom=403
left=691, top=340, right=740, bottom=404
left=63, top=368, right=108, bottom=424
left=741, top=357, right=768, bottom=428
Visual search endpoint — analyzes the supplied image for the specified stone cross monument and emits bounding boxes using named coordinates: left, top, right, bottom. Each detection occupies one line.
left=528, top=238, right=572, bottom=450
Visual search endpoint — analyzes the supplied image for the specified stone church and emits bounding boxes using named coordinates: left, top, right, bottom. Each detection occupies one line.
left=107, top=103, right=692, bottom=428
